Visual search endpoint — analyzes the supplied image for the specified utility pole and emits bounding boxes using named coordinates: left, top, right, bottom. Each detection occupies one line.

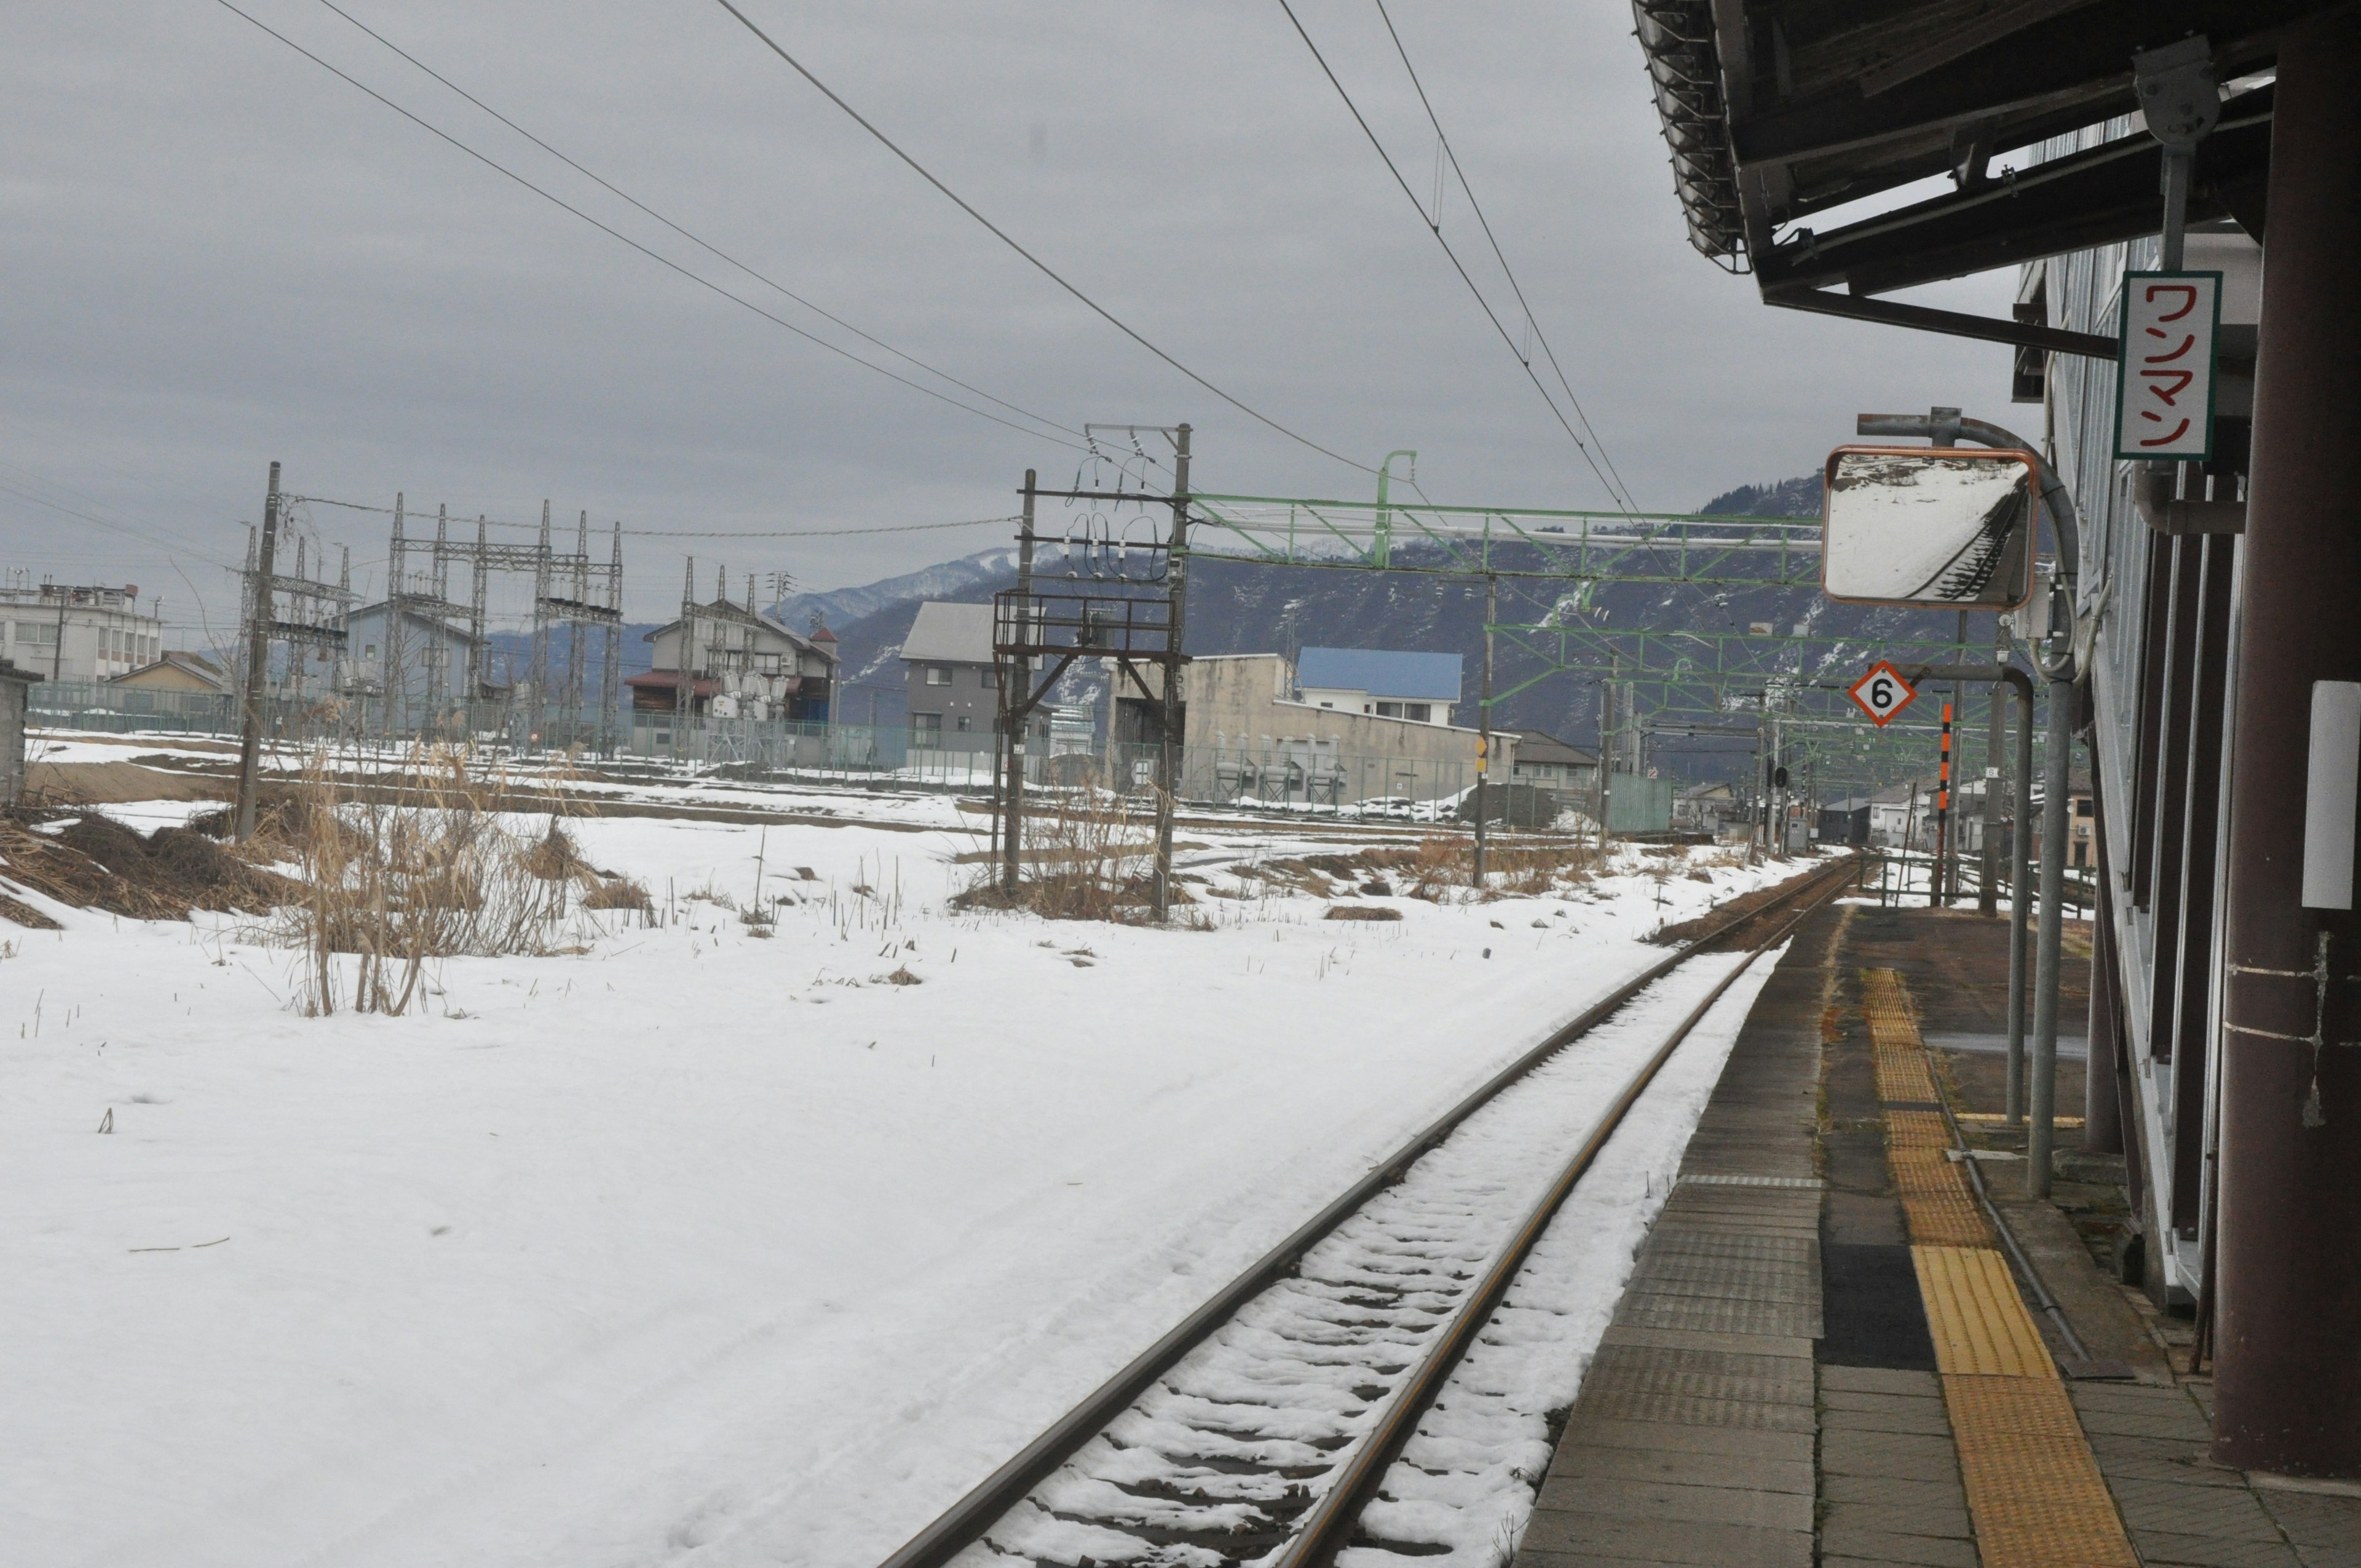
left=1474, top=572, right=1495, bottom=884
left=1597, top=666, right=1616, bottom=852
left=1002, top=472, right=1037, bottom=898
left=232, top=461, right=282, bottom=843
left=1152, top=426, right=1190, bottom=920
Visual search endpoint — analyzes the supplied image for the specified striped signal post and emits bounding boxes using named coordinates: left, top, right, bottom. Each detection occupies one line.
left=1932, top=702, right=1953, bottom=908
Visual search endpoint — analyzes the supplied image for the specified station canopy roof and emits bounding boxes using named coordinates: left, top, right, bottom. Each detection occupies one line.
left=1632, top=0, right=2334, bottom=357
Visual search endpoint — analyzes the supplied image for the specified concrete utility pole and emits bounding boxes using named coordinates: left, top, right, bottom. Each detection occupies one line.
left=1152, top=426, right=1189, bottom=920
left=1473, top=572, right=1495, bottom=885
left=2211, top=14, right=2361, bottom=1479
left=232, top=461, right=282, bottom=843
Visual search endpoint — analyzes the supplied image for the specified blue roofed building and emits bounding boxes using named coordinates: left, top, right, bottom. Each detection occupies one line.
left=1292, top=647, right=1461, bottom=726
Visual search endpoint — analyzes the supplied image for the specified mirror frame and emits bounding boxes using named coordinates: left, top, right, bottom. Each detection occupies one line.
left=1819, top=444, right=2043, bottom=610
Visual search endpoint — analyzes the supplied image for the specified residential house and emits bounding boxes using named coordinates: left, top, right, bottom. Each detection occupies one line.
left=629, top=601, right=837, bottom=723
left=109, top=651, right=231, bottom=695
left=1505, top=729, right=1599, bottom=797
left=339, top=603, right=499, bottom=719
left=899, top=602, right=1005, bottom=755
left=1676, top=779, right=1741, bottom=833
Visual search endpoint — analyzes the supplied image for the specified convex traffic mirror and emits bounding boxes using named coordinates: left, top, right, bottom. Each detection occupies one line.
left=1820, top=446, right=2041, bottom=608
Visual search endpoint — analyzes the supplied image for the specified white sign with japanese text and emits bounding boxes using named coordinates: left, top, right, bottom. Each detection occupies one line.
left=2114, top=271, right=2221, bottom=461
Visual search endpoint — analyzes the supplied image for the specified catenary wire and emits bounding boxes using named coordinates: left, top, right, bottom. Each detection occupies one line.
left=703, top=0, right=1377, bottom=477
left=1370, top=0, right=1639, bottom=510
left=306, top=0, right=1079, bottom=448
left=208, top=0, right=1094, bottom=456
left=1273, top=0, right=1637, bottom=513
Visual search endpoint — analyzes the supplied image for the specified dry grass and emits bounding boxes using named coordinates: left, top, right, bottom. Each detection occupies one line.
left=582, top=874, right=652, bottom=911
left=259, top=746, right=605, bottom=1016
left=0, top=810, right=298, bottom=921
left=956, top=788, right=1183, bottom=922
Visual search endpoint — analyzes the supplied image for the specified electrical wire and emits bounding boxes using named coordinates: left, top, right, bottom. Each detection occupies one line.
left=1370, top=0, right=1638, bottom=512
left=282, top=493, right=1020, bottom=540
left=1273, top=0, right=1637, bottom=513
left=305, top=0, right=1078, bottom=449
left=208, top=0, right=1093, bottom=455
left=703, top=0, right=1377, bottom=477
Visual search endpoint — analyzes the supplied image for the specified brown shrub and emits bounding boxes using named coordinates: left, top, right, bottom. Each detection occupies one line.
left=1325, top=905, right=1402, bottom=922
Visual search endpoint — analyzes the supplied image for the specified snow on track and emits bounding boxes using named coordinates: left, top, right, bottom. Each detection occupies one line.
left=961, top=949, right=1781, bottom=1568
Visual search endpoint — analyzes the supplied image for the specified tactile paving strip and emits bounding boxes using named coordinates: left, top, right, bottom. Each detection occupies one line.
left=1864, top=967, right=2140, bottom=1568
left=1860, top=967, right=1942, bottom=1103
left=1888, top=1111, right=1993, bottom=1246
left=1945, top=1374, right=2141, bottom=1567
left=1915, top=1245, right=2054, bottom=1377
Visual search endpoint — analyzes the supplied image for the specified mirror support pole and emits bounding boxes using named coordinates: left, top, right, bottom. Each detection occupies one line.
left=1905, top=663, right=2038, bottom=1124
left=1864, top=409, right=2082, bottom=1197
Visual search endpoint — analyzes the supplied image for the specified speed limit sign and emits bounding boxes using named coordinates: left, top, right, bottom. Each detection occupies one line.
left=1849, top=660, right=1918, bottom=727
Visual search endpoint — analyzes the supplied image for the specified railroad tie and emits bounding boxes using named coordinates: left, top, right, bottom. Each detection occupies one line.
left=1859, top=967, right=2138, bottom=1568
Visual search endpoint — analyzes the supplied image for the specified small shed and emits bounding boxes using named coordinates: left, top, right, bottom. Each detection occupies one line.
left=1, top=658, right=39, bottom=806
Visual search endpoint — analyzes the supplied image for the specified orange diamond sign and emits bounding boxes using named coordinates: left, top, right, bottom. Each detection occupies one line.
left=1849, top=661, right=1918, bottom=727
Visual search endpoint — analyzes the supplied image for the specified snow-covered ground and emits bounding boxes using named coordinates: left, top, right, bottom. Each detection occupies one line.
left=1, top=790, right=1809, bottom=1567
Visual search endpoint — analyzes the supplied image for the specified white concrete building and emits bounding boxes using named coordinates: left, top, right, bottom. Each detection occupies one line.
left=0, top=582, right=164, bottom=685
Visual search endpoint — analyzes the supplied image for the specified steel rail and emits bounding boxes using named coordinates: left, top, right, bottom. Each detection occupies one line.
left=877, top=853, right=1861, bottom=1568
left=1276, top=867, right=1851, bottom=1567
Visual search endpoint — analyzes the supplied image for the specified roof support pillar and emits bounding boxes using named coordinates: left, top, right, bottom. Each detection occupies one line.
left=2211, top=8, right=2361, bottom=1480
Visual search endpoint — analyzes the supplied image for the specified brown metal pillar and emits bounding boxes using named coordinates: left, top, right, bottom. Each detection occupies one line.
left=2212, top=13, right=2361, bottom=1479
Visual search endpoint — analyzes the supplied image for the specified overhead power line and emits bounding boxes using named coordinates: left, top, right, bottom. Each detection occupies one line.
left=306, top=0, right=1078, bottom=448
left=1273, top=0, right=1639, bottom=513
left=209, top=0, right=1092, bottom=454
left=1370, top=0, right=1639, bottom=511
left=704, top=0, right=1377, bottom=477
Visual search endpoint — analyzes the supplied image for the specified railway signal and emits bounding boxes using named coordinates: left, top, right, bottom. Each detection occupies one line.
left=1849, top=660, right=1918, bottom=727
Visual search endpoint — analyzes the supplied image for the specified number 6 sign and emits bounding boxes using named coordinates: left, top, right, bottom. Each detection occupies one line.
left=1849, top=661, right=1918, bottom=727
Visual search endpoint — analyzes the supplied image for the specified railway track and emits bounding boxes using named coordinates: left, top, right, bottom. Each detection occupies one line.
left=881, top=855, right=1861, bottom=1568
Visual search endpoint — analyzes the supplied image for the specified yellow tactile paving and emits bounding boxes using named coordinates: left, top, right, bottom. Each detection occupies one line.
left=1944, top=1374, right=2141, bottom=1567
left=1854, top=966, right=2139, bottom=1568
left=1860, top=967, right=1941, bottom=1101
left=1887, top=1111, right=1993, bottom=1245
left=1894, top=1160, right=1992, bottom=1246
left=1914, top=1244, right=2054, bottom=1377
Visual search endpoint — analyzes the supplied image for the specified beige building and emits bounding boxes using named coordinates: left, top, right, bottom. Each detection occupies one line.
left=1181, top=652, right=1514, bottom=808
left=110, top=651, right=232, bottom=695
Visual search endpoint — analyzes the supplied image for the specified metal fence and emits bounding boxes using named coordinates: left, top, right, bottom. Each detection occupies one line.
left=26, top=680, right=619, bottom=752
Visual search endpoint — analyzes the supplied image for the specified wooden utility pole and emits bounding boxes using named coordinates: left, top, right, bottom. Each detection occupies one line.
left=1001, top=472, right=1036, bottom=898
left=1152, top=426, right=1190, bottom=920
left=1473, top=572, right=1495, bottom=885
left=232, top=461, right=282, bottom=843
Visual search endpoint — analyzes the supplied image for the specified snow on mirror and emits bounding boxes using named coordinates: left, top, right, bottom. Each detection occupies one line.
left=1819, top=446, right=2040, bottom=608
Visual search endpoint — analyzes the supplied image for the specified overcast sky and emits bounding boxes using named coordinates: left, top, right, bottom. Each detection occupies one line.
left=2, top=0, right=2017, bottom=644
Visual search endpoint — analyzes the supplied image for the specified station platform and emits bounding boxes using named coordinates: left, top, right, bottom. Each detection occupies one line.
left=1514, top=898, right=2361, bottom=1568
